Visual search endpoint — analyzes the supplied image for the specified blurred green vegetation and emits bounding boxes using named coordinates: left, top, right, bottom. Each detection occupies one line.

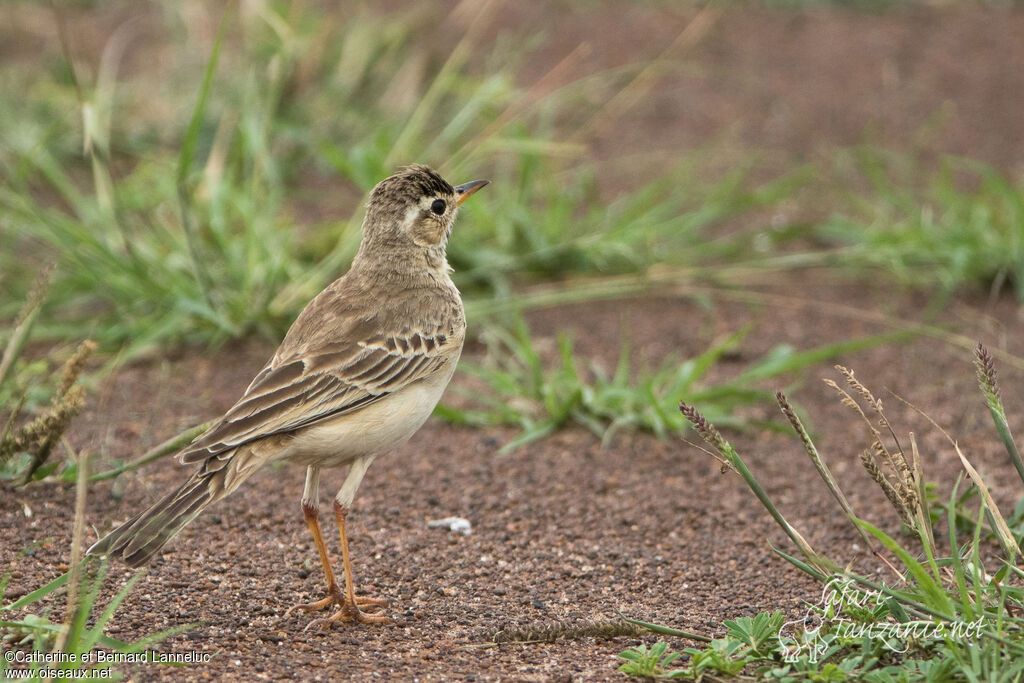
left=1, top=0, right=1023, bottom=444
left=0, top=2, right=788, bottom=357
left=4, top=2, right=1021, bottom=355
left=821, top=148, right=1024, bottom=304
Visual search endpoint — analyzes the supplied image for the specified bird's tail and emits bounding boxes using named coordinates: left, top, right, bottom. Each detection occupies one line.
left=88, top=470, right=219, bottom=567
left=88, top=443, right=267, bottom=567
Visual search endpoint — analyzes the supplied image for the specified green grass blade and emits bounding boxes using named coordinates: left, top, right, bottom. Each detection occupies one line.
left=61, top=559, right=107, bottom=657
left=855, top=518, right=954, bottom=618
left=80, top=569, right=144, bottom=654
left=735, top=330, right=911, bottom=384
left=2, top=566, right=76, bottom=612
left=619, top=614, right=711, bottom=642
left=175, top=7, right=230, bottom=312
left=975, top=343, right=1024, bottom=487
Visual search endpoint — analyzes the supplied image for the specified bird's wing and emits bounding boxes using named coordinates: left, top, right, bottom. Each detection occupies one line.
left=179, top=329, right=456, bottom=463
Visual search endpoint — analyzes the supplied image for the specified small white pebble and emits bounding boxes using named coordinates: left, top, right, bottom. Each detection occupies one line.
left=427, top=516, right=472, bottom=535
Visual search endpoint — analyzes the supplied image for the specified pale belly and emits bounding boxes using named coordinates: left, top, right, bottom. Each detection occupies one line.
left=276, top=359, right=458, bottom=469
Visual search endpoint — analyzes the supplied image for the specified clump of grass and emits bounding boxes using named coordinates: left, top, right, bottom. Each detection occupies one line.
left=621, top=344, right=1024, bottom=681
left=1, top=268, right=94, bottom=485
left=0, top=295, right=201, bottom=485
left=0, top=4, right=538, bottom=353
left=440, top=315, right=900, bottom=452
left=1, top=10, right=301, bottom=355
left=1, top=458, right=191, bottom=679
left=822, top=149, right=1024, bottom=305
left=821, top=366, right=935, bottom=549
left=447, top=153, right=808, bottom=298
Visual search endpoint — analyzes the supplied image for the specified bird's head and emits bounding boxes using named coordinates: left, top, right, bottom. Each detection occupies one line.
left=360, top=165, right=488, bottom=258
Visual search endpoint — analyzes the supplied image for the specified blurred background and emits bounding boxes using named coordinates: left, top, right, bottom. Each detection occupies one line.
left=3, top=0, right=1022, bottom=354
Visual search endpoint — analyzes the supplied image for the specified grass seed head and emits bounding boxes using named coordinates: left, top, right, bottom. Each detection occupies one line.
left=974, top=342, right=1001, bottom=406
left=58, top=340, right=97, bottom=398
left=13, top=264, right=55, bottom=328
left=679, top=401, right=727, bottom=454
left=859, top=449, right=912, bottom=526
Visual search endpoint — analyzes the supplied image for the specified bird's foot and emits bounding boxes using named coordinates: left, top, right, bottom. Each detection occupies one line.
left=286, top=586, right=391, bottom=629
left=313, top=600, right=392, bottom=628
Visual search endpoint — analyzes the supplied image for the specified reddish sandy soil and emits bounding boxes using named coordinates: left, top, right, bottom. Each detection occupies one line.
left=3, top=1, right=1024, bottom=681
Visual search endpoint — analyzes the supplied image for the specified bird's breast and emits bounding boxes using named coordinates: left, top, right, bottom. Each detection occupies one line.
left=278, top=353, right=460, bottom=469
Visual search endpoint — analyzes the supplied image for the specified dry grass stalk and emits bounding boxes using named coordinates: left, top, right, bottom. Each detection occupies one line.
left=826, top=367, right=921, bottom=531
left=858, top=449, right=912, bottom=527
left=890, top=390, right=1022, bottom=560
left=487, top=619, right=649, bottom=644
left=836, top=366, right=912, bottom=477
left=680, top=401, right=821, bottom=567
left=55, top=450, right=90, bottom=654
left=569, top=2, right=721, bottom=144
left=0, top=264, right=55, bottom=389
left=0, top=339, right=96, bottom=482
left=952, top=441, right=1020, bottom=560
left=777, top=391, right=875, bottom=551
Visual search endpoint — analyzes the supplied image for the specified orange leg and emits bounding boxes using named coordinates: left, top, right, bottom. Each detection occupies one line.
left=318, top=500, right=391, bottom=626
left=287, top=501, right=344, bottom=612
left=286, top=500, right=388, bottom=628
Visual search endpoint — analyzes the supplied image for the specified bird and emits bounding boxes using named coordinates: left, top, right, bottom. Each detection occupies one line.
left=88, top=164, right=488, bottom=627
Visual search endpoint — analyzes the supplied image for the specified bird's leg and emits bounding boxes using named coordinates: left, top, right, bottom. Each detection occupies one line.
left=328, top=499, right=389, bottom=623
left=321, top=456, right=390, bottom=626
left=286, top=467, right=346, bottom=615
left=287, top=460, right=388, bottom=628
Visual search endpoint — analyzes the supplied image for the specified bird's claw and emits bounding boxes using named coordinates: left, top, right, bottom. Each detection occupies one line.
left=287, top=586, right=391, bottom=628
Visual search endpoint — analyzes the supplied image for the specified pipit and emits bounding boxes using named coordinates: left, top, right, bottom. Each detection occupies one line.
left=89, top=165, right=488, bottom=627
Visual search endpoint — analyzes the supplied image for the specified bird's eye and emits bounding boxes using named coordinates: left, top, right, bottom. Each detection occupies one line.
left=430, top=198, right=447, bottom=215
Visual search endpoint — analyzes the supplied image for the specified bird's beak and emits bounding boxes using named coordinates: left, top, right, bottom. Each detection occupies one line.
left=454, top=179, right=490, bottom=206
